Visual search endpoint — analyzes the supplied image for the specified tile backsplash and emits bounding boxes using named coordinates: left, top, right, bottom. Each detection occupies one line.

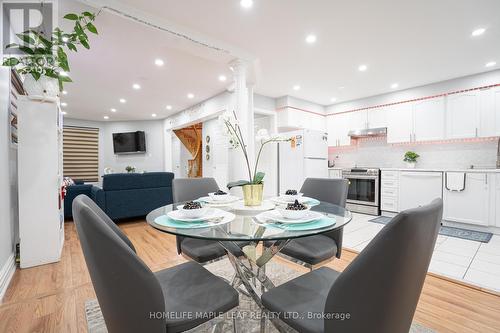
left=329, top=137, right=499, bottom=169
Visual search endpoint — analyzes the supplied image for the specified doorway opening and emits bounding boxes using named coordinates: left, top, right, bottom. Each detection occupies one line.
left=173, top=123, right=203, bottom=178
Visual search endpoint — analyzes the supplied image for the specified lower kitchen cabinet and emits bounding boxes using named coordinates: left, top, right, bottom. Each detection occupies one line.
left=328, top=169, right=342, bottom=179
left=399, top=171, right=443, bottom=211
left=442, top=172, right=490, bottom=226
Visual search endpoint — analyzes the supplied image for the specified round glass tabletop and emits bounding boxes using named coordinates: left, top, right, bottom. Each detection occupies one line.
left=146, top=201, right=352, bottom=241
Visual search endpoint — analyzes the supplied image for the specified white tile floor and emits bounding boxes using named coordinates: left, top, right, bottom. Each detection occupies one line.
left=343, top=213, right=500, bottom=292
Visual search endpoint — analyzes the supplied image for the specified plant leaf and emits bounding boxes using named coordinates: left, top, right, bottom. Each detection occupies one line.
left=227, top=180, right=250, bottom=189
left=64, top=13, right=79, bottom=20
left=82, top=11, right=95, bottom=19
left=79, top=38, right=90, bottom=49
left=31, top=71, right=41, bottom=80
left=18, top=46, right=35, bottom=54
left=5, top=43, right=18, bottom=49
left=86, top=22, right=98, bottom=34
left=253, top=172, right=265, bottom=184
left=66, top=42, right=77, bottom=52
left=16, top=33, right=36, bottom=46
left=2, top=57, right=19, bottom=66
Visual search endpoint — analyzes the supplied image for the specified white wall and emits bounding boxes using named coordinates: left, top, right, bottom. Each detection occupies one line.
left=0, top=68, right=17, bottom=298
left=64, top=118, right=165, bottom=177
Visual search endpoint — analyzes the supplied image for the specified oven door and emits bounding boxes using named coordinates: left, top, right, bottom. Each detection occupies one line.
left=344, top=175, right=379, bottom=206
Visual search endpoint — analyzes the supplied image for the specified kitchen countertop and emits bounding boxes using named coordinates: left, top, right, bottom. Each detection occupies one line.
left=380, top=167, right=500, bottom=173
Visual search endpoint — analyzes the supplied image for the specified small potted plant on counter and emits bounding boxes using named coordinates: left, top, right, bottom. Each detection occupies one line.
left=403, top=151, right=420, bottom=168
left=125, top=166, right=136, bottom=173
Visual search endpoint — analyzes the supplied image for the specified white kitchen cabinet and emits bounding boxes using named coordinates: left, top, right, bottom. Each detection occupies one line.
left=328, top=113, right=350, bottom=146
left=443, top=172, right=490, bottom=226
left=367, top=106, right=387, bottom=129
left=413, top=97, right=446, bottom=141
left=328, top=169, right=342, bottom=179
left=478, top=86, right=500, bottom=137
left=278, top=108, right=326, bottom=132
left=381, top=170, right=399, bottom=213
left=446, top=91, right=479, bottom=139
left=495, top=174, right=500, bottom=228
left=386, top=103, right=413, bottom=143
left=399, top=171, right=443, bottom=211
left=348, top=110, right=368, bottom=131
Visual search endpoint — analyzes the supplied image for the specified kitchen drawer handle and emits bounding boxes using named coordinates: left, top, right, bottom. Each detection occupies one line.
left=444, top=173, right=466, bottom=192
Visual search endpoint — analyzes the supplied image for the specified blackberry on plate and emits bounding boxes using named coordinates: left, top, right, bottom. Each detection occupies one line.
left=214, top=190, right=227, bottom=195
left=285, top=189, right=298, bottom=195
left=286, top=199, right=307, bottom=211
left=183, top=201, right=202, bottom=210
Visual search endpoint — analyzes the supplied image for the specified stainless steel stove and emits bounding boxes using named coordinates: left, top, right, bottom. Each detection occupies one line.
left=342, top=167, right=380, bottom=215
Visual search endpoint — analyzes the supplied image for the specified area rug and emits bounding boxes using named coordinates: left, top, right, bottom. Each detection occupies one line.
left=369, top=216, right=493, bottom=243
left=85, top=259, right=435, bottom=332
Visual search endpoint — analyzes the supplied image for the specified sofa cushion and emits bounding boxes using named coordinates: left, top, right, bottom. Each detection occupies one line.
left=102, top=172, right=174, bottom=191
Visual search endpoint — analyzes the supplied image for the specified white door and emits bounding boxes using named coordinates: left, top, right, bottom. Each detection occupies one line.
left=304, top=158, right=328, bottom=180
left=399, top=171, right=443, bottom=211
left=386, top=102, right=414, bottom=143
left=413, top=96, right=446, bottom=142
left=446, top=91, right=479, bottom=139
left=367, top=106, right=387, bottom=128
left=303, top=130, right=328, bottom=159
left=478, top=86, right=500, bottom=137
left=443, top=173, right=490, bottom=226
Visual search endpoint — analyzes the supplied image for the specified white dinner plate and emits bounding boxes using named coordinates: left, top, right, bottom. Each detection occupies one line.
left=168, top=207, right=227, bottom=222
left=231, top=200, right=275, bottom=213
left=270, top=196, right=317, bottom=205
left=198, top=195, right=240, bottom=205
left=256, top=210, right=324, bottom=224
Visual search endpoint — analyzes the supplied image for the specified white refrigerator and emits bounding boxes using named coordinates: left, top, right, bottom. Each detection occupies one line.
left=278, top=129, right=329, bottom=194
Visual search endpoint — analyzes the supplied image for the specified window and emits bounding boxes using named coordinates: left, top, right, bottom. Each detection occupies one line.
left=63, top=126, right=99, bottom=182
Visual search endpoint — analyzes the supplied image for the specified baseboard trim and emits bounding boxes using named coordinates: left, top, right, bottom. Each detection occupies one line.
left=0, top=253, right=16, bottom=301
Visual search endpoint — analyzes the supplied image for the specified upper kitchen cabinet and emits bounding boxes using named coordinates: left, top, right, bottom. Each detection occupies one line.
left=327, top=112, right=350, bottom=146
left=277, top=108, right=326, bottom=132
left=386, top=102, right=413, bottom=143
left=348, top=110, right=368, bottom=131
left=478, top=86, right=500, bottom=137
left=367, top=106, right=387, bottom=129
left=446, top=91, right=479, bottom=139
left=413, top=96, right=446, bottom=142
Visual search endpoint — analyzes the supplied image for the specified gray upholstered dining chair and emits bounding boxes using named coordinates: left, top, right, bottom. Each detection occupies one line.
left=261, top=199, right=443, bottom=333
left=172, top=178, right=230, bottom=263
left=73, top=195, right=239, bottom=333
left=267, top=178, right=349, bottom=270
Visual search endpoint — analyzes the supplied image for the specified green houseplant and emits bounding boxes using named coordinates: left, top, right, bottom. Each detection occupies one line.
left=403, top=151, right=420, bottom=168
left=220, top=111, right=290, bottom=206
left=2, top=11, right=98, bottom=96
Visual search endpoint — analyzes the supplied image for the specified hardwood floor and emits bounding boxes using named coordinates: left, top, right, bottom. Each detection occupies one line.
left=1, top=221, right=500, bottom=333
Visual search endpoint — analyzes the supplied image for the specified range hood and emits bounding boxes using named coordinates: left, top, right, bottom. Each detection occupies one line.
left=348, top=127, right=387, bottom=138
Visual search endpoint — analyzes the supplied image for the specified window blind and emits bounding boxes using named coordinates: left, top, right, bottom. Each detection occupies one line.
left=63, top=126, right=99, bottom=182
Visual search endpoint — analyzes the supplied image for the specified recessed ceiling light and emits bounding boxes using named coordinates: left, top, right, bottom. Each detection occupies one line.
left=305, top=34, right=317, bottom=44
left=62, top=90, right=68, bottom=95
left=391, top=83, right=399, bottom=89
left=103, top=116, right=109, bottom=120
left=240, top=0, right=253, bottom=9
left=110, top=108, right=117, bottom=112
left=358, top=64, right=368, bottom=72
left=154, top=58, right=164, bottom=66
left=61, top=102, right=67, bottom=107
left=218, top=75, right=227, bottom=82
left=471, top=28, right=486, bottom=37
left=330, top=97, right=337, bottom=103
left=152, top=113, right=157, bottom=117
left=119, top=98, right=126, bottom=103
left=166, top=105, right=172, bottom=110
left=293, top=85, right=301, bottom=91
left=61, top=111, right=67, bottom=115
left=187, top=93, right=194, bottom=99
left=485, top=61, right=496, bottom=68
left=132, top=83, right=141, bottom=90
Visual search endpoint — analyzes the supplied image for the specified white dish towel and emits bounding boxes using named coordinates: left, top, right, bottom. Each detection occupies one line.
left=446, top=172, right=466, bottom=191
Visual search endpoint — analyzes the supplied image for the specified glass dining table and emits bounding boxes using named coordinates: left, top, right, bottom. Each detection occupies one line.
left=146, top=200, right=352, bottom=307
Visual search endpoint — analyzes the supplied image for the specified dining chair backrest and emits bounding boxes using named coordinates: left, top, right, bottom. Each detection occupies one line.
left=72, top=195, right=166, bottom=333
left=75, top=195, right=136, bottom=252
left=172, top=178, right=220, bottom=203
left=300, top=178, right=349, bottom=207
left=324, top=199, right=443, bottom=333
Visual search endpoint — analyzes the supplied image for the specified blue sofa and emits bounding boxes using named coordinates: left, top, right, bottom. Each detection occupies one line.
left=64, top=181, right=93, bottom=219
left=90, top=172, right=174, bottom=220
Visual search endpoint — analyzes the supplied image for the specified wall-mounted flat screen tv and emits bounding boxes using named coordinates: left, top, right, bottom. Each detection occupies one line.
left=112, top=131, right=146, bottom=154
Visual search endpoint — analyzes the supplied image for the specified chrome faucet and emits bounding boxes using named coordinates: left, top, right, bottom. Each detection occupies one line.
left=497, top=137, right=500, bottom=168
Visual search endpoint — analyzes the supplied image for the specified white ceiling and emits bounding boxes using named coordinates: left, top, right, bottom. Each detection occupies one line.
left=61, top=0, right=500, bottom=120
